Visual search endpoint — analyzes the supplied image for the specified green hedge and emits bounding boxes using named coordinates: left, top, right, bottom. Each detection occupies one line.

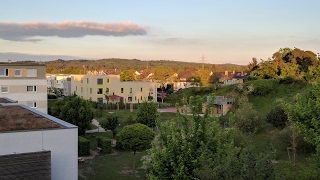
left=78, top=136, right=90, bottom=156
left=96, top=137, right=112, bottom=153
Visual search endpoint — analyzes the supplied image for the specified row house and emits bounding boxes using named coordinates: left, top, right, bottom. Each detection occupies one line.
left=71, top=74, right=157, bottom=103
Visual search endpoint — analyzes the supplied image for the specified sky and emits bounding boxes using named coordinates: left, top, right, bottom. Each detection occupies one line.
left=0, top=0, right=319, bottom=65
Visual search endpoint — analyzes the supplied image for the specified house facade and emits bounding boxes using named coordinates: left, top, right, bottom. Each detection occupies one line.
left=71, top=74, right=157, bottom=103
left=47, top=74, right=72, bottom=96
left=0, top=62, right=47, bottom=113
left=0, top=98, right=78, bottom=180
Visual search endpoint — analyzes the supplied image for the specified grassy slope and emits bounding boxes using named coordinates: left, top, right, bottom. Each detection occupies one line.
left=165, top=79, right=312, bottom=163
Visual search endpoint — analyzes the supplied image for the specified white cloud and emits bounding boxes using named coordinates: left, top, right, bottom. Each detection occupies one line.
left=0, top=21, right=148, bottom=41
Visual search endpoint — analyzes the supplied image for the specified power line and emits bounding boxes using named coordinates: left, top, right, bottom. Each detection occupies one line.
left=200, top=54, right=205, bottom=70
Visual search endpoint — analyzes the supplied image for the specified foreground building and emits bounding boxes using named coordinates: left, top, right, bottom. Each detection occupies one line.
left=0, top=97, right=78, bottom=180
left=0, top=62, right=47, bottom=113
left=71, top=74, right=157, bottom=103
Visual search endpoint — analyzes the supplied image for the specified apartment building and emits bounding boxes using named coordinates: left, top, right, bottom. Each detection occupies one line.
left=0, top=62, right=47, bottom=113
left=71, top=74, right=157, bottom=103
left=47, top=74, right=72, bottom=96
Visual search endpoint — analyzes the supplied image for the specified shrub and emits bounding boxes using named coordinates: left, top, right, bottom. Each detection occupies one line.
left=47, top=94, right=57, bottom=99
left=250, top=80, right=274, bottom=95
left=266, top=106, right=288, bottom=129
left=78, top=136, right=90, bottom=156
left=277, top=127, right=316, bottom=153
left=96, top=137, right=112, bottom=153
left=235, top=99, right=262, bottom=133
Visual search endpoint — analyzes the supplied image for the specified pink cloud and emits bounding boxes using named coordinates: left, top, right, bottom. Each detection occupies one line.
left=0, top=21, right=148, bottom=41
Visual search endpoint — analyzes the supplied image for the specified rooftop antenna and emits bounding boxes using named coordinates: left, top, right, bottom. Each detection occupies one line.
left=200, top=54, right=205, bottom=70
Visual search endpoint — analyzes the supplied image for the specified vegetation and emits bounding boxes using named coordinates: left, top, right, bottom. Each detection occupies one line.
left=117, top=123, right=155, bottom=174
left=100, top=114, right=119, bottom=140
left=45, top=58, right=247, bottom=75
left=50, top=94, right=94, bottom=135
left=78, top=136, right=90, bottom=156
left=96, top=137, right=112, bottom=153
left=266, top=106, right=288, bottom=129
left=147, top=95, right=275, bottom=179
left=136, top=101, right=159, bottom=128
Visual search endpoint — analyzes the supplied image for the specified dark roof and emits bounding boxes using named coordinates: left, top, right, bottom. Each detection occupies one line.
left=0, top=151, right=51, bottom=180
left=214, top=71, right=250, bottom=80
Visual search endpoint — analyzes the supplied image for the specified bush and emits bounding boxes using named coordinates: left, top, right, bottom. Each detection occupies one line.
left=47, top=94, right=57, bottom=99
left=235, top=99, right=262, bottom=134
left=250, top=80, right=274, bottom=95
left=277, top=127, right=316, bottom=153
left=266, top=106, right=288, bottom=129
left=78, top=136, right=90, bottom=156
left=96, top=137, right=112, bottom=153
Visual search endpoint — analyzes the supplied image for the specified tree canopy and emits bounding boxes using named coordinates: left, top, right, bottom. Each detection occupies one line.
left=117, top=123, right=155, bottom=173
left=51, top=94, right=94, bottom=135
left=100, top=114, right=119, bottom=139
left=136, top=101, right=159, bottom=128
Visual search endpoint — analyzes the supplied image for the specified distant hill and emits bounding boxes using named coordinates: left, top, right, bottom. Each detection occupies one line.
left=44, top=58, right=248, bottom=74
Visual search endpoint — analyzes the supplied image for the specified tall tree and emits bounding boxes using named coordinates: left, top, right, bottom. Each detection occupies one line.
left=283, top=48, right=319, bottom=73
left=250, top=60, right=277, bottom=79
left=51, top=94, right=94, bottom=135
left=136, top=101, right=159, bottom=128
left=100, top=114, right=119, bottom=140
left=117, top=123, right=155, bottom=174
left=120, top=69, right=136, bottom=81
left=248, top=57, right=259, bottom=71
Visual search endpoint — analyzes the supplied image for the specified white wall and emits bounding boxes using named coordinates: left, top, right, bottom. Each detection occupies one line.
left=0, top=79, right=47, bottom=113
left=0, top=128, right=78, bottom=180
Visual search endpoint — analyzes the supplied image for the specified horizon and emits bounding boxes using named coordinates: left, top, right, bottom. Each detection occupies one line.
left=1, top=1, right=319, bottom=65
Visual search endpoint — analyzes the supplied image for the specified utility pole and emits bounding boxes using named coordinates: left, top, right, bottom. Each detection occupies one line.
left=200, top=54, right=205, bottom=70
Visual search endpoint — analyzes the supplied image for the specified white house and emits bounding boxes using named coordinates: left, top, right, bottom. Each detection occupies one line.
left=46, top=74, right=72, bottom=96
left=0, top=97, right=78, bottom=180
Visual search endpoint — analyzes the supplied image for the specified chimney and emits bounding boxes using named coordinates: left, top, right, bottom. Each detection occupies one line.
left=225, top=71, right=228, bottom=76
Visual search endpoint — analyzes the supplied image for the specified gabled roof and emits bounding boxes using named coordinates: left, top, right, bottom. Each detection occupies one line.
left=0, top=151, right=51, bottom=180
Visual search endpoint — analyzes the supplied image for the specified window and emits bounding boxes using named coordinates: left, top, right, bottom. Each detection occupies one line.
left=27, top=86, right=37, bottom=92
left=76, top=86, right=77, bottom=91
left=135, top=96, right=137, bottom=101
left=27, top=101, right=37, bottom=108
left=107, top=78, right=110, bottom=83
left=14, top=69, right=21, bottom=77
left=106, top=88, right=109, bottom=94
left=97, top=98, right=103, bottom=103
left=97, top=88, right=103, bottom=94
left=0, top=68, right=8, bottom=77
left=87, top=78, right=89, bottom=84
left=81, top=78, right=83, bottom=83
left=121, top=88, right=124, bottom=93
left=26, top=69, right=37, bottom=77
left=90, top=88, right=92, bottom=94
left=130, top=88, right=132, bottom=93
left=1, top=86, right=8, bottom=93
left=128, top=97, right=132, bottom=102
left=97, top=78, right=103, bottom=85
left=81, top=87, right=83, bottom=93
left=141, top=87, right=144, bottom=92
left=141, top=96, right=143, bottom=100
